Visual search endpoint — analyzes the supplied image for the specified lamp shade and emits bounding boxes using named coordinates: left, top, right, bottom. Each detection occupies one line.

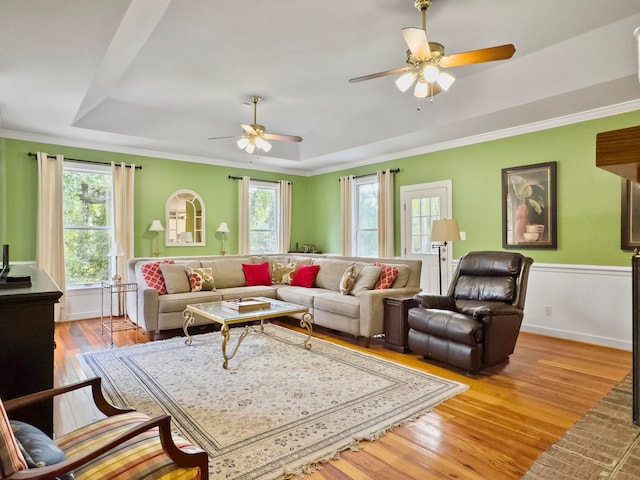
left=180, top=231, right=194, bottom=243
left=432, top=219, right=461, bottom=242
left=216, top=222, right=230, bottom=233
left=148, top=219, right=164, bottom=232
left=108, top=242, right=125, bottom=257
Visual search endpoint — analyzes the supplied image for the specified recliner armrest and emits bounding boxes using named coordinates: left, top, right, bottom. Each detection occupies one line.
left=471, top=304, right=522, bottom=319
left=413, top=293, right=456, bottom=310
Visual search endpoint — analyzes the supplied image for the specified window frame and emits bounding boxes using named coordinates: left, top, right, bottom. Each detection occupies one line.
left=352, top=176, right=379, bottom=257
left=62, top=161, right=114, bottom=288
left=248, top=180, right=280, bottom=255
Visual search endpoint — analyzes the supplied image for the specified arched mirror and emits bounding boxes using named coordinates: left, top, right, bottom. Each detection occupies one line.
left=165, top=189, right=205, bottom=246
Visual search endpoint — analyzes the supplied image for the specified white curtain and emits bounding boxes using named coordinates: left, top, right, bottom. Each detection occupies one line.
left=238, top=176, right=251, bottom=255
left=278, top=180, right=292, bottom=254
left=36, top=152, right=66, bottom=322
left=377, top=169, right=395, bottom=257
left=112, top=162, right=136, bottom=315
left=112, top=162, right=136, bottom=280
left=340, top=175, right=355, bottom=256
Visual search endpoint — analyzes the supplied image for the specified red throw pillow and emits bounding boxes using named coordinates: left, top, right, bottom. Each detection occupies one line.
left=242, top=262, right=272, bottom=286
left=140, top=260, right=175, bottom=295
left=291, top=264, right=320, bottom=288
left=373, top=263, right=399, bottom=290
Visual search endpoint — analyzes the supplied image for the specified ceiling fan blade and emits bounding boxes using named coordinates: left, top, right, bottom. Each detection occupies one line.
left=349, top=66, right=409, bottom=83
left=439, top=44, right=516, bottom=68
left=207, top=135, right=238, bottom=140
left=401, top=27, right=431, bottom=59
left=240, top=124, right=257, bottom=135
left=263, top=133, right=303, bottom=143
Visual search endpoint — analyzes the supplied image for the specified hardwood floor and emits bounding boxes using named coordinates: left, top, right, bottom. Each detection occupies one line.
left=54, top=319, right=632, bottom=479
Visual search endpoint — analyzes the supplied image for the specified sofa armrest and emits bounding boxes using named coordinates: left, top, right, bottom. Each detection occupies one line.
left=357, top=287, right=422, bottom=338
left=137, top=286, right=159, bottom=334
left=413, top=293, right=456, bottom=310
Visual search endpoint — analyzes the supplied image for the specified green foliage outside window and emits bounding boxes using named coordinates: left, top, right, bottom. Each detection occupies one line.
left=63, top=169, right=113, bottom=285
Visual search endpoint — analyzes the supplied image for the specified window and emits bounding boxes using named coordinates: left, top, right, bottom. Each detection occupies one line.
left=410, top=196, right=441, bottom=254
left=63, top=163, right=113, bottom=286
left=353, top=177, right=378, bottom=257
left=249, top=181, right=279, bottom=254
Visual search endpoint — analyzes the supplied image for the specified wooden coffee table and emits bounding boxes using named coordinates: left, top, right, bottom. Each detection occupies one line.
left=182, top=297, right=313, bottom=369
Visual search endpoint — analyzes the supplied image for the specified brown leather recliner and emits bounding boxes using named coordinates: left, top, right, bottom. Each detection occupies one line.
left=407, top=251, right=533, bottom=373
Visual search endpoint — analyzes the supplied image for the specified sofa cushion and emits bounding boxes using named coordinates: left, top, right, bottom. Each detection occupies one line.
left=242, top=262, right=272, bottom=286
left=140, top=260, right=175, bottom=295
left=201, top=258, right=249, bottom=289
left=271, top=262, right=297, bottom=285
left=217, top=286, right=278, bottom=300
left=187, top=266, right=215, bottom=292
left=313, top=259, right=354, bottom=290
left=374, top=263, right=399, bottom=290
left=158, top=291, right=222, bottom=313
left=160, top=264, right=191, bottom=294
left=350, top=265, right=382, bottom=295
left=291, top=264, right=320, bottom=288
left=339, top=264, right=358, bottom=295
left=277, top=286, right=331, bottom=307
left=314, top=292, right=360, bottom=318
left=392, top=264, right=410, bottom=288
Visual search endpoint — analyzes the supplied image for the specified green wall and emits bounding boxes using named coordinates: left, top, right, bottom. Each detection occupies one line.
left=2, top=108, right=640, bottom=266
left=1, top=140, right=309, bottom=260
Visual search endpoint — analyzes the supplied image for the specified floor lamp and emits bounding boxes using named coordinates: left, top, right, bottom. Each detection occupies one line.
left=431, top=219, right=461, bottom=294
left=216, top=222, right=230, bottom=256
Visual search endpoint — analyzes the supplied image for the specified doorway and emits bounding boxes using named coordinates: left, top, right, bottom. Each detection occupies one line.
left=400, top=180, right=453, bottom=294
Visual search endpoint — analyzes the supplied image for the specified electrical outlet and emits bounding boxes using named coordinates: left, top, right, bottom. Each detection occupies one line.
left=460, top=231, right=466, bottom=240
left=544, top=306, right=552, bottom=316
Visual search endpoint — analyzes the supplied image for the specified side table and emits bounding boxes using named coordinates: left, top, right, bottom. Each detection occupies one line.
left=101, top=280, right=138, bottom=346
left=383, top=296, right=418, bottom=353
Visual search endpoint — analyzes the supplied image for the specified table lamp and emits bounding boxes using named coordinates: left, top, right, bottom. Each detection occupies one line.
left=148, top=220, right=164, bottom=257
left=216, top=222, right=230, bottom=256
left=108, top=241, right=125, bottom=281
left=431, top=219, right=461, bottom=294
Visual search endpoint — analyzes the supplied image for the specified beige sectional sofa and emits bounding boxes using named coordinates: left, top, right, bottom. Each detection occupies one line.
left=125, top=254, right=422, bottom=346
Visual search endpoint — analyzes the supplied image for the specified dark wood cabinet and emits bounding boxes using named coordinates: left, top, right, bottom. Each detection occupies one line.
left=383, top=296, right=417, bottom=353
left=0, top=267, right=62, bottom=436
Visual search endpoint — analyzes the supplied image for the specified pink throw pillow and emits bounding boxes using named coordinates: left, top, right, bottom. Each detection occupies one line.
left=242, top=262, right=273, bottom=286
left=140, top=260, right=175, bottom=295
left=291, top=264, right=320, bottom=288
left=373, top=263, right=399, bottom=290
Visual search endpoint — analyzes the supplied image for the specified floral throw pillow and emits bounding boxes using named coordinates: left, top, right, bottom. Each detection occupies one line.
left=339, top=264, right=358, bottom=295
left=187, top=267, right=216, bottom=292
left=271, top=262, right=298, bottom=285
left=373, top=262, right=399, bottom=290
left=140, top=260, right=175, bottom=295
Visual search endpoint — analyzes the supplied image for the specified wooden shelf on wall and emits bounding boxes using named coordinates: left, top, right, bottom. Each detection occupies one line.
left=596, top=125, right=640, bottom=182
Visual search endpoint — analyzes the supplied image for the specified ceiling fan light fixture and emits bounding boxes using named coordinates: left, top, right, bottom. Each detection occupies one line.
left=245, top=142, right=256, bottom=154
left=436, top=71, right=455, bottom=91
left=414, top=80, right=429, bottom=98
left=395, top=71, right=416, bottom=92
left=237, top=137, right=250, bottom=150
left=255, top=136, right=272, bottom=152
left=422, top=64, right=440, bottom=83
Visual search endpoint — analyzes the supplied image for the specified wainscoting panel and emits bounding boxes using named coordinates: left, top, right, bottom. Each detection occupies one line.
left=522, top=263, right=632, bottom=351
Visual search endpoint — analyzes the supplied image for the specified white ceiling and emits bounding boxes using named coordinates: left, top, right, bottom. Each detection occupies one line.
left=1, top=0, right=640, bottom=176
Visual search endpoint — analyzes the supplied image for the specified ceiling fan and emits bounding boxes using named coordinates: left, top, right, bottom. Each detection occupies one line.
left=349, top=0, right=516, bottom=99
left=208, top=96, right=302, bottom=154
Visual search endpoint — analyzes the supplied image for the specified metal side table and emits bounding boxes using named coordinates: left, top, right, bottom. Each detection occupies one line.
left=101, top=280, right=138, bottom=346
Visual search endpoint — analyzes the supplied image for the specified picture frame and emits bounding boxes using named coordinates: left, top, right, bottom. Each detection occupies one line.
left=502, top=161, right=557, bottom=249
left=621, top=179, right=640, bottom=250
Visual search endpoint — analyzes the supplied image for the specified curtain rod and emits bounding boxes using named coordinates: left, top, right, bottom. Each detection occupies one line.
left=28, top=152, right=143, bottom=170
left=338, top=168, right=400, bottom=181
left=228, top=175, right=291, bottom=185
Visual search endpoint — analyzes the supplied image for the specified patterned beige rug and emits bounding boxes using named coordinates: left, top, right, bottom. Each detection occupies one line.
left=79, top=325, right=467, bottom=480
left=524, top=373, right=640, bottom=479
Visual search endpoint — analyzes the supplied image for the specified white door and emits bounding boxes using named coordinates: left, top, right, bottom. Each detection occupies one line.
left=400, top=180, right=453, bottom=294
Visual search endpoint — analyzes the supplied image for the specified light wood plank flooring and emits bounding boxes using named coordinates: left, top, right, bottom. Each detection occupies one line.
left=54, top=319, right=632, bottom=479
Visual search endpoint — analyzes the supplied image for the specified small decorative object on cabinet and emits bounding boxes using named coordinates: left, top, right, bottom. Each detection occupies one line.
left=383, top=296, right=418, bottom=353
left=101, top=280, right=139, bottom=346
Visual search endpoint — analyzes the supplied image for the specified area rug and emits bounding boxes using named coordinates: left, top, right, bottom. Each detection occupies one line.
left=78, top=325, right=467, bottom=480
left=523, top=372, right=640, bottom=479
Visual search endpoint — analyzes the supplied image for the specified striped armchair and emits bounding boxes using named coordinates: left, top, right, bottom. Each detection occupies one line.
left=0, top=377, right=208, bottom=479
